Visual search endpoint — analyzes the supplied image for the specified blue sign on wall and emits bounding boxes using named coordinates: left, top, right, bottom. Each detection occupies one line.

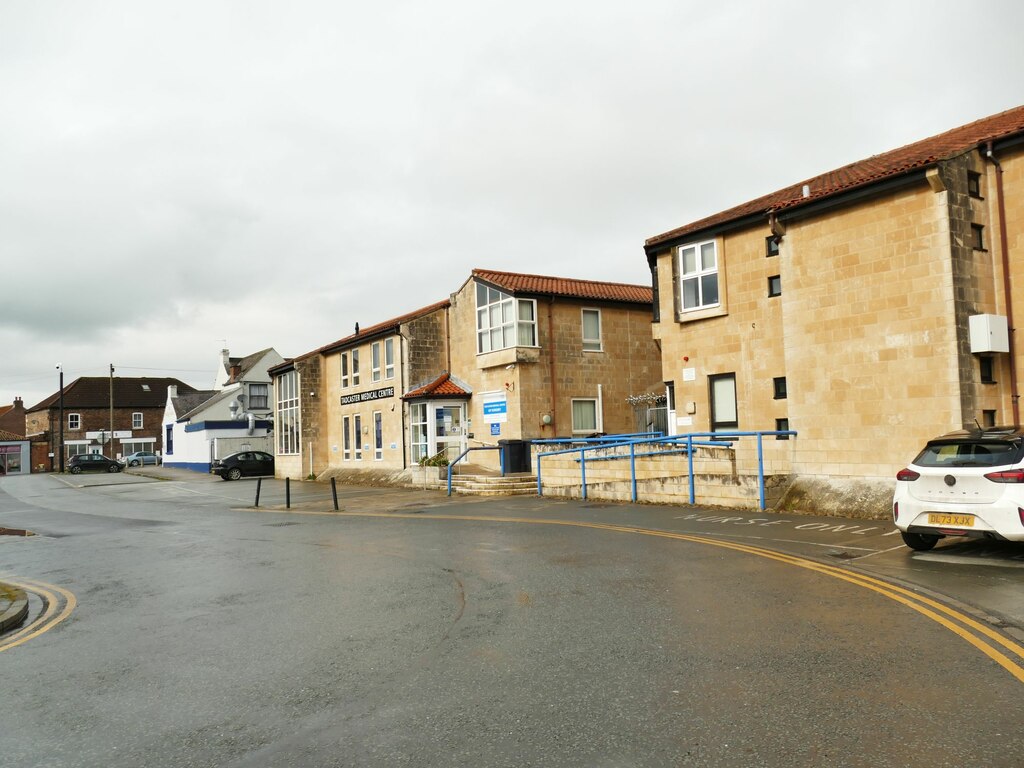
left=490, top=422, right=501, bottom=436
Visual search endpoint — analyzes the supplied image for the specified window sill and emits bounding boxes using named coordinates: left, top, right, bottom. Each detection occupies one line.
left=676, top=304, right=727, bottom=324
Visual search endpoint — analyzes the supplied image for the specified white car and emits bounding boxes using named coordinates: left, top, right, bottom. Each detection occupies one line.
left=893, top=427, right=1024, bottom=551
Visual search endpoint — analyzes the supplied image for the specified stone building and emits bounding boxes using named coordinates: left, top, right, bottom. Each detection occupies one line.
left=271, top=270, right=661, bottom=481
left=643, top=104, right=1024, bottom=515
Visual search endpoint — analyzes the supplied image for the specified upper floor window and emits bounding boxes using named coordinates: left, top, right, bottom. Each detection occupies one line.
left=132, top=412, right=144, bottom=429
left=773, top=376, right=787, bottom=399
left=678, top=240, right=719, bottom=312
left=352, top=349, right=360, bottom=386
left=249, top=384, right=269, bottom=409
left=766, top=236, right=780, bottom=257
left=384, top=338, right=395, bottom=379
left=768, top=275, right=782, bottom=297
left=68, top=413, right=81, bottom=430
left=371, top=342, right=382, bottom=382
left=582, top=309, right=602, bottom=352
left=476, top=282, right=537, bottom=353
left=968, top=171, right=982, bottom=198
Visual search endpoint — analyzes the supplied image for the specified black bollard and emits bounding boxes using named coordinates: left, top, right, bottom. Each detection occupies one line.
left=331, top=477, right=339, bottom=511
left=286, top=477, right=291, bottom=509
left=254, top=478, right=262, bottom=508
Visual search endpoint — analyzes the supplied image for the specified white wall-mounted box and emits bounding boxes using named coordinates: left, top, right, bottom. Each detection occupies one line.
left=969, top=314, right=1009, bottom=354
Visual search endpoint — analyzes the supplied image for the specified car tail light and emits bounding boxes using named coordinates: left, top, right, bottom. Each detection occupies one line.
left=896, top=468, right=920, bottom=481
left=892, top=502, right=899, bottom=522
left=1019, top=508, right=1024, bottom=527
left=984, top=469, right=1024, bottom=483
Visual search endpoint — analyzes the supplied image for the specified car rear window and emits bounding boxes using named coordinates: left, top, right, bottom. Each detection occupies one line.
left=914, top=440, right=1024, bottom=468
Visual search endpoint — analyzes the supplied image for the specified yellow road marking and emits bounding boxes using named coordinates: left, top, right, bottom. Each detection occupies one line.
left=326, top=511, right=1024, bottom=684
left=0, top=577, right=77, bottom=653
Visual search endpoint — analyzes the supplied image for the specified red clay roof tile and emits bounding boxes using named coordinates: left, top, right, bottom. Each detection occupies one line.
left=472, top=269, right=652, bottom=304
left=646, top=104, right=1024, bottom=248
left=403, top=373, right=471, bottom=399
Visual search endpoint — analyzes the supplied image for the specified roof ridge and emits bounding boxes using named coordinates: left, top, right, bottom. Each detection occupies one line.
left=473, top=268, right=648, bottom=290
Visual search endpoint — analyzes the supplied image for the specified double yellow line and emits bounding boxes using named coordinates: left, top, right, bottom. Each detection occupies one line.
left=336, top=511, right=1024, bottom=684
left=0, top=577, right=77, bottom=653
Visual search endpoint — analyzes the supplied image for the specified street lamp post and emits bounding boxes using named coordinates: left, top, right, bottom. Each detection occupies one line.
left=56, top=364, right=65, bottom=473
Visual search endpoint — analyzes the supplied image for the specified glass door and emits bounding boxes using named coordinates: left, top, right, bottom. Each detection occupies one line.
left=434, top=404, right=467, bottom=461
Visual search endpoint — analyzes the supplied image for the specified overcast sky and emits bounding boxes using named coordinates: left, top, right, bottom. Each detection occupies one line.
left=3, top=0, right=1023, bottom=409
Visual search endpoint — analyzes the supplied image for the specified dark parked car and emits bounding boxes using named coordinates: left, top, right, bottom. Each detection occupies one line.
left=211, top=451, right=275, bottom=481
left=120, top=451, right=162, bottom=467
left=68, top=454, right=123, bottom=474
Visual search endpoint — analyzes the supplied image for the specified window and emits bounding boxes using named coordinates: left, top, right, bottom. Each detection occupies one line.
left=775, top=418, right=790, bottom=440
left=68, top=413, right=81, bottom=430
left=371, top=342, right=381, bottom=382
left=374, top=411, right=383, bottom=460
left=132, top=412, right=143, bottom=429
left=968, top=171, right=982, bottom=198
left=340, top=353, right=349, bottom=388
left=768, top=275, right=782, bottom=297
left=249, top=384, right=269, bottom=409
left=980, top=356, right=995, bottom=384
left=354, top=414, right=362, bottom=460
left=773, top=377, right=787, bottom=400
left=665, top=381, right=676, bottom=413
left=67, top=443, right=89, bottom=458
left=571, top=399, right=599, bottom=434
left=766, top=236, right=780, bottom=257
left=342, top=416, right=351, bottom=460
left=352, top=349, right=360, bottom=386
left=166, top=425, right=173, bottom=454
left=983, top=409, right=997, bottom=428
left=475, top=282, right=537, bottom=353
left=277, top=371, right=300, bottom=455
left=582, top=309, right=602, bottom=352
left=678, top=240, right=719, bottom=312
left=972, top=224, right=985, bottom=251
left=709, top=373, right=738, bottom=431
left=410, top=403, right=428, bottom=463
left=385, top=338, right=395, bottom=380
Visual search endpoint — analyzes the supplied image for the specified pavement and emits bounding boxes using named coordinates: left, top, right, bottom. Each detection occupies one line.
left=0, top=581, right=28, bottom=634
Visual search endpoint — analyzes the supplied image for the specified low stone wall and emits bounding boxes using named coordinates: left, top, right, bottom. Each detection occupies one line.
left=533, top=441, right=892, bottom=518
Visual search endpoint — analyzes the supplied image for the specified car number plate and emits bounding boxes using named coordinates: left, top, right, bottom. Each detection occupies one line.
left=928, top=513, right=975, bottom=527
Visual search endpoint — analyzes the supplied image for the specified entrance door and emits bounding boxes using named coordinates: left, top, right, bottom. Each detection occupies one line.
left=434, top=404, right=467, bottom=460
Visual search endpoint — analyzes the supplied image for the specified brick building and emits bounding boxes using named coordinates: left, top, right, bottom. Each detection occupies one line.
left=0, top=398, right=26, bottom=437
left=26, top=377, right=198, bottom=471
left=643, top=104, right=1024, bottom=515
left=271, top=270, right=662, bottom=480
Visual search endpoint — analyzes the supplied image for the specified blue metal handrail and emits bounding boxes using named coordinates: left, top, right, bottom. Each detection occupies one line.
left=446, top=446, right=503, bottom=496
left=535, top=430, right=797, bottom=509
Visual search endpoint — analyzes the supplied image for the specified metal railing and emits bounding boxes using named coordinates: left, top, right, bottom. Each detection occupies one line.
left=446, top=446, right=503, bottom=496
left=535, top=430, right=797, bottom=510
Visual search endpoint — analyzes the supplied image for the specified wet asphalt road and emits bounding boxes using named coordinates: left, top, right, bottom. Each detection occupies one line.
left=2, top=471, right=1024, bottom=767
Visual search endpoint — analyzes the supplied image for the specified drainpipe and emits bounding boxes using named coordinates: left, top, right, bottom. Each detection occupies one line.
left=399, top=331, right=408, bottom=469
left=548, top=296, right=558, bottom=434
left=986, top=142, right=1020, bottom=427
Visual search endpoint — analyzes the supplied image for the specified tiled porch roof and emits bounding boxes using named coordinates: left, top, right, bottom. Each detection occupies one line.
left=403, top=373, right=472, bottom=400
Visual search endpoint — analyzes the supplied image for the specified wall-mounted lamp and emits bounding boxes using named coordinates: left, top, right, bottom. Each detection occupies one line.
left=505, top=363, right=516, bottom=371
left=541, top=413, right=553, bottom=425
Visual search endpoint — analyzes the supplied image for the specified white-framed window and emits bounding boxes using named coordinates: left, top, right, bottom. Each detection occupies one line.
left=371, top=342, right=381, bottom=382
left=340, top=352, right=349, bottom=389
left=582, top=308, right=602, bottom=352
left=67, top=442, right=89, bottom=458
left=276, top=371, right=300, bottom=454
left=571, top=399, right=600, bottom=434
left=410, top=403, right=428, bottom=463
left=374, top=411, right=383, bottom=460
left=249, top=384, right=269, bottom=409
left=68, top=413, right=81, bottom=430
left=678, top=240, right=719, bottom=312
left=132, top=412, right=143, bottom=429
left=352, top=349, right=360, bottom=386
left=354, top=414, right=362, bottom=460
left=476, top=282, right=537, bottom=354
left=384, top=338, right=395, bottom=380
left=342, top=415, right=351, bottom=460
